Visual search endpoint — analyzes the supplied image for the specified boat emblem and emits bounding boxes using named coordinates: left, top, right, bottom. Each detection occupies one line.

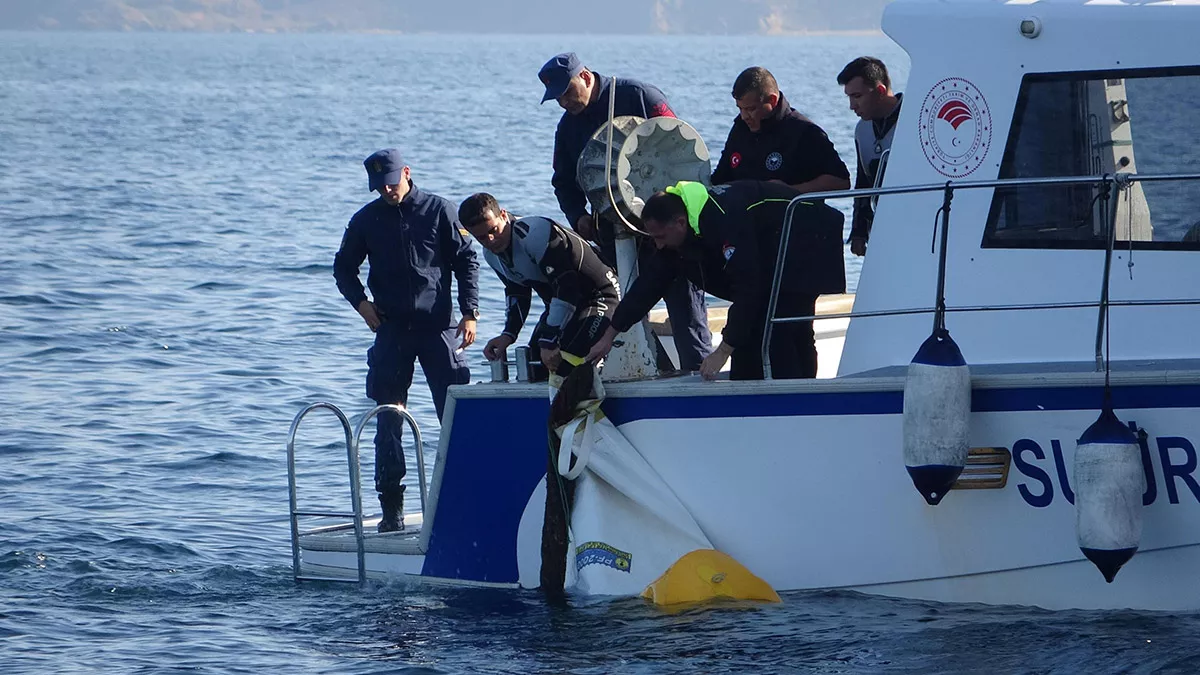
left=918, top=77, right=992, bottom=177
left=765, top=151, right=783, bottom=171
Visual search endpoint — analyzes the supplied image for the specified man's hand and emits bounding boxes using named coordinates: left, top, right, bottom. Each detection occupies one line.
left=575, top=214, right=596, bottom=242
left=356, top=300, right=382, bottom=332
left=483, top=334, right=515, bottom=361
left=584, top=326, right=620, bottom=364
left=700, top=342, right=734, bottom=380
left=850, top=236, right=867, bottom=257
left=540, top=346, right=562, bottom=372
left=456, top=317, right=477, bottom=350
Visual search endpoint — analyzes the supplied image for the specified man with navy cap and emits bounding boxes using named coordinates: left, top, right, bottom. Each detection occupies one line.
left=539, top=51, right=713, bottom=373
left=334, top=148, right=480, bottom=533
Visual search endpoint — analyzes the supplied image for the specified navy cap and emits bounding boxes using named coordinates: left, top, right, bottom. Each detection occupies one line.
left=364, top=148, right=405, bottom=191
left=538, top=52, right=583, bottom=104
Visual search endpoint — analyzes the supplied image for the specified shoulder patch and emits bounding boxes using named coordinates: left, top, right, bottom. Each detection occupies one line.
left=458, top=228, right=470, bottom=237
left=723, top=244, right=736, bottom=261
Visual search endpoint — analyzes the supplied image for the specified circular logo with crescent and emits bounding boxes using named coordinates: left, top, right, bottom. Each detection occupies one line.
left=731, top=152, right=742, bottom=168
left=919, top=77, right=992, bottom=177
left=765, top=151, right=784, bottom=172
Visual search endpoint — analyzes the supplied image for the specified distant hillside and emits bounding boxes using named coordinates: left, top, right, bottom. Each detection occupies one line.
left=0, top=0, right=893, bottom=33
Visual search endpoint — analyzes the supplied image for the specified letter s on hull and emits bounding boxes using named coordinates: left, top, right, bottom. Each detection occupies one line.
left=1013, top=439, right=1054, bottom=508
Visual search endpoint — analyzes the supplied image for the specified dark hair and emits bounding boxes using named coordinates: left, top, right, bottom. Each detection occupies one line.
left=837, top=56, right=891, bottom=89
left=640, top=191, right=687, bottom=226
left=458, top=192, right=500, bottom=226
left=732, top=66, right=779, bottom=100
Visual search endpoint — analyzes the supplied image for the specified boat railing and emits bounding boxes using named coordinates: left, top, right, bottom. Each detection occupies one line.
left=285, top=402, right=428, bottom=584
left=353, top=404, right=429, bottom=514
left=286, top=402, right=366, bottom=584
left=763, top=171, right=1200, bottom=379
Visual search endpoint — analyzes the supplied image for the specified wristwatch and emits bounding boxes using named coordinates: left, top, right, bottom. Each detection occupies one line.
left=465, top=308, right=481, bottom=320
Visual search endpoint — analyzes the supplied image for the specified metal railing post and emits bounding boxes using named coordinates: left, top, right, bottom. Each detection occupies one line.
left=932, top=183, right=955, bottom=334
left=353, top=405, right=428, bottom=516
left=1095, top=175, right=1121, bottom=371
left=762, top=198, right=803, bottom=380
left=286, top=402, right=366, bottom=585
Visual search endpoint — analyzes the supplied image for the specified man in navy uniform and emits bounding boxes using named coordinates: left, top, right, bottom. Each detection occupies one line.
left=711, top=66, right=850, bottom=194
left=333, top=148, right=480, bottom=532
left=539, top=51, right=713, bottom=373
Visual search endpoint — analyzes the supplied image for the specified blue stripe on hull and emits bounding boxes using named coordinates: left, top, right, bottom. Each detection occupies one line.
left=603, top=391, right=904, bottom=425
left=603, top=384, right=1200, bottom=425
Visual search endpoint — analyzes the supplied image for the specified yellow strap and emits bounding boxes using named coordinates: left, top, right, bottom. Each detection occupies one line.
left=747, top=198, right=809, bottom=210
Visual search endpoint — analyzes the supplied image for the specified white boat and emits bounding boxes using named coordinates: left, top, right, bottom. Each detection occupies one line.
left=287, top=0, right=1200, bottom=610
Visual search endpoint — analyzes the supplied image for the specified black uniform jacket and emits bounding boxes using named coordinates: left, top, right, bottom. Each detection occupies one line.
left=711, top=93, right=849, bottom=188
left=612, top=181, right=844, bottom=351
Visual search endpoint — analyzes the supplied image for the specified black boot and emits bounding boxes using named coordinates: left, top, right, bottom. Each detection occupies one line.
left=377, top=486, right=405, bottom=533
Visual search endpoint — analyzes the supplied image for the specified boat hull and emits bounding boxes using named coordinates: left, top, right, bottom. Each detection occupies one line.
left=301, top=365, right=1200, bottom=610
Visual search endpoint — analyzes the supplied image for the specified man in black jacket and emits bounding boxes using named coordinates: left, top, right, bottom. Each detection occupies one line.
left=585, top=181, right=844, bottom=381
left=712, top=66, right=850, bottom=194
left=539, top=51, right=712, bottom=373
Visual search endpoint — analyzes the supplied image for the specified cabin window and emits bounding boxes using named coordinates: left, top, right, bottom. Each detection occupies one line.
left=983, top=68, right=1200, bottom=250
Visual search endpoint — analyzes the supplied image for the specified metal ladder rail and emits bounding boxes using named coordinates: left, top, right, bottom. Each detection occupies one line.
left=286, top=402, right=367, bottom=584
left=352, top=404, right=428, bottom=514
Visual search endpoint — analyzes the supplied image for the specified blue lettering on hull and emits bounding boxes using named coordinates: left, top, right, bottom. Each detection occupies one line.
left=1013, top=423, right=1200, bottom=508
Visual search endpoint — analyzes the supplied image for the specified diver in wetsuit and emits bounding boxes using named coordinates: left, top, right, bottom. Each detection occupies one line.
left=457, top=192, right=620, bottom=378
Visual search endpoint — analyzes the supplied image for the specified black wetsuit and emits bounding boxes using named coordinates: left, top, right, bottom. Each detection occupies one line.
left=851, top=94, right=903, bottom=244
left=483, top=216, right=620, bottom=373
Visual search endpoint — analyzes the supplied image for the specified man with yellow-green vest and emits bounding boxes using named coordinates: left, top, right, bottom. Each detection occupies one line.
left=585, top=180, right=845, bottom=380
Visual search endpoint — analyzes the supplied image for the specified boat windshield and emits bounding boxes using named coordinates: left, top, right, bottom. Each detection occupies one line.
left=984, top=67, right=1200, bottom=250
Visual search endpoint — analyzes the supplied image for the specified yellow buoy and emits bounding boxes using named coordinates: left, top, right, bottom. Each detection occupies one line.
left=641, top=549, right=781, bottom=606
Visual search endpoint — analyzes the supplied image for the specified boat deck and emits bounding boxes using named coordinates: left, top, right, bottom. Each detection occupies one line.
left=299, top=515, right=424, bottom=556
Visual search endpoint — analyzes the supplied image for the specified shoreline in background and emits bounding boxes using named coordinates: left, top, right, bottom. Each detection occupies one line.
left=0, top=28, right=886, bottom=36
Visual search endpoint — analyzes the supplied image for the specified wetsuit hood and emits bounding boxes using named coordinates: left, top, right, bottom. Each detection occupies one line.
left=664, top=181, right=711, bottom=235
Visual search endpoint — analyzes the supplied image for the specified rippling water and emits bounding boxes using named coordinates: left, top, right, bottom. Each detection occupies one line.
left=4, top=30, right=1200, bottom=673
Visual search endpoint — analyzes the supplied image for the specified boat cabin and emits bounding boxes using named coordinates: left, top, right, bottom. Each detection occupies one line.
left=839, top=0, right=1200, bottom=376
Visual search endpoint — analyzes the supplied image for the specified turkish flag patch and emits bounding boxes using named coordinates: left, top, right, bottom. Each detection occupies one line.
left=731, top=152, right=742, bottom=168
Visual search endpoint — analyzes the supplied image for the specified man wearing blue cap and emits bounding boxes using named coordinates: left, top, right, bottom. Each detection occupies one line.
left=538, top=51, right=713, bottom=373
left=334, top=148, right=480, bottom=533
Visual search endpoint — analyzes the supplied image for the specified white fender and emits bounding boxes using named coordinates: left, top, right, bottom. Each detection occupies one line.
left=902, top=329, right=971, bottom=506
left=1074, top=406, right=1145, bottom=583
